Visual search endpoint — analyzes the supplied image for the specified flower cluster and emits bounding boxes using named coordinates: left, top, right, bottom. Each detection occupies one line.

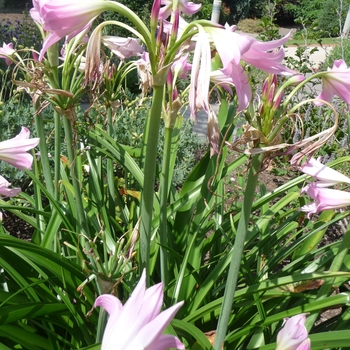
left=22, top=0, right=296, bottom=155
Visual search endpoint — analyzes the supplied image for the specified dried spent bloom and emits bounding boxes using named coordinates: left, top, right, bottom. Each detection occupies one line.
left=276, top=314, right=310, bottom=350
left=94, top=270, right=185, bottom=350
left=315, top=59, right=350, bottom=105
left=0, top=127, right=40, bottom=171
left=0, top=176, right=21, bottom=197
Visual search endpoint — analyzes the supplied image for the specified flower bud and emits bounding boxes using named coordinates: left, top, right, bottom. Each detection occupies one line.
left=276, top=314, right=310, bottom=350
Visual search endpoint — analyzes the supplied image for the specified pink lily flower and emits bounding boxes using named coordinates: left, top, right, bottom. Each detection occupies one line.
left=30, top=0, right=46, bottom=25
left=299, top=158, right=350, bottom=187
left=102, top=36, right=144, bottom=61
left=0, top=176, right=21, bottom=197
left=207, top=24, right=293, bottom=111
left=159, top=0, right=202, bottom=20
left=94, top=270, right=184, bottom=350
left=241, top=34, right=294, bottom=76
left=276, top=314, right=310, bottom=350
left=32, top=0, right=107, bottom=60
left=315, top=59, right=350, bottom=105
left=172, top=53, right=191, bottom=82
left=301, top=184, right=350, bottom=218
left=0, top=127, right=40, bottom=171
left=0, top=42, right=15, bottom=66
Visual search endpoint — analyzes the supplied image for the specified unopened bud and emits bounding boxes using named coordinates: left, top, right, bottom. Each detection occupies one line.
left=272, top=90, right=283, bottom=111
left=267, top=83, right=276, bottom=107
left=286, top=74, right=305, bottom=86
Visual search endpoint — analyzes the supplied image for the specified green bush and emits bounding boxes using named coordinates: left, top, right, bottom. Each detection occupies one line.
left=1, top=97, right=206, bottom=189
left=82, top=97, right=207, bottom=187
left=323, top=41, right=350, bottom=68
left=96, top=0, right=151, bottom=38
left=317, top=0, right=350, bottom=37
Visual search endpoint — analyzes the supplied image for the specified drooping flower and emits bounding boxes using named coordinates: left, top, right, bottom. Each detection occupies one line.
left=276, top=314, right=310, bottom=350
left=0, top=176, right=21, bottom=197
left=94, top=270, right=185, bottom=350
left=102, top=36, right=144, bottom=61
left=299, top=157, right=350, bottom=187
left=159, top=0, right=202, bottom=20
left=189, top=25, right=211, bottom=120
left=0, top=42, right=15, bottom=66
left=0, top=127, right=40, bottom=171
left=315, top=59, right=350, bottom=105
left=31, top=0, right=107, bottom=60
left=301, top=184, right=350, bottom=218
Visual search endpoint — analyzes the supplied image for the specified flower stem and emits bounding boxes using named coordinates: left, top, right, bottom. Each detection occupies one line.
left=54, top=110, right=61, bottom=202
left=62, top=114, right=90, bottom=240
left=139, top=85, right=164, bottom=285
left=106, top=107, right=116, bottom=228
left=34, top=114, right=54, bottom=196
left=214, top=153, right=263, bottom=349
left=159, top=126, right=173, bottom=285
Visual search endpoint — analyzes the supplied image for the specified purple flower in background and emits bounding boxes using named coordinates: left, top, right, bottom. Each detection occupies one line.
left=95, top=270, right=184, bottom=350
left=276, top=314, right=310, bottom=350
left=0, top=127, right=40, bottom=170
left=315, top=59, right=350, bottom=105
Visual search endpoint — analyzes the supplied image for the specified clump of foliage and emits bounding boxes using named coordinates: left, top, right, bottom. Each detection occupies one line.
left=286, top=0, right=350, bottom=37
left=237, top=18, right=263, bottom=33
left=96, top=0, right=151, bottom=37
left=317, top=0, right=350, bottom=37
left=323, top=41, right=350, bottom=68
left=0, top=97, right=206, bottom=188
left=258, top=0, right=281, bottom=41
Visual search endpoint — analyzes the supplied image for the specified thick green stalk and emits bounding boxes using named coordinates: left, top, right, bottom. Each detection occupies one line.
left=62, top=115, right=90, bottom=239
left=214, top=154, right=263, bottom=350
left=305, top=221, right=350, bottom=331
left=158, top=127, right=173, bottom=285
left=54, top=110, right=61, bottom=201
left=106, top=107, right=116, bottom=229
left=139, top=85, right=164, bottom=285
left=34, top=114, right=54, bottom=196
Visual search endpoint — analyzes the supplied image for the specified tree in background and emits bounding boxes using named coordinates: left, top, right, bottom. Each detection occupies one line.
left=286, top=0, right=350, bottom=37
left=317, top=0, right=350, bottom=37
left=222, top=0, right=251, bottom=24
